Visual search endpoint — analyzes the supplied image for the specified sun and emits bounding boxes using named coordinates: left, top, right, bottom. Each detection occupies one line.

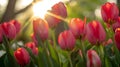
left=33, top=0, right=61, bottom=19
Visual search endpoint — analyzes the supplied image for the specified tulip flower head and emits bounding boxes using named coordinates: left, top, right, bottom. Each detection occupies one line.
left=25, top=42, right=38, bottom=55
left=87, top=50, right=101, bottom=67
left=69, top=18, right=86, bottom=38
left=52, top=2, right=67, bottom=18
left=33, top=18, right=49, bottom=41
left=58, top=30, right=76, bottom=50
left=14, top=48, right=30, bottom=66
left=0, top=25, right=3, bottom=43
left=114, top=28, right=120, bottom=50
left=1, top=22, right=16, bottom=39
left=9, top=20, right=21, bottom=33
left=101, top=2, right=119, bottom=25
left=45, top=2, right=67, bottom=27
left=112, top=17, right=120, bottom=32
left=86, top=20, right=106, bottom=45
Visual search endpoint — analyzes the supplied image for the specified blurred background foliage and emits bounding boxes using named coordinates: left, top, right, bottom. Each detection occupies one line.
left=0, top=0, right=118, bottom=43
left=66, top=0, right=107, bottom=21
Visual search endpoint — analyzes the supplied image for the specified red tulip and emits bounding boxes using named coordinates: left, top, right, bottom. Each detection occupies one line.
left=58, top=30, right=76, bottom=50
left=1, top=22, right=16, bottom=39
left=52, top=2, right=67, bottom=18
left=87, top=50, right=101, bottom=67
left=114, top=28, right=120, bottom=50
left=9, top=20, right=21, bottom=33
left=86, top=20, right=106, bottom=45
left=0, top=25, right=3, bottom=43
left=25, top=42, right=38, bottom=55
left=101, top=2, right=119, bottom=24
left=69, top=18, right=86, bottom=38
left=14, top=48, right=30, bottom=66
left=112, top=17, right=120, bottom=32
left=116, top=17, right=120, bottom=22
left=45, top=2, right=67, bottom=27
left=33, top=18, right=49, bottom=41
left=45, top=11, right=61, bottom=27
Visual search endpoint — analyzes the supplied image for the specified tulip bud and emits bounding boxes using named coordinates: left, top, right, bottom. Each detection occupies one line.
left=87, top=50, right=101, bottom=67
left=45, top=2, right=67, bottom=27
left=25, top=42, right=38, bottom=55
left=9, top=20, right=21, bottom=33
left=69, top=18, right=86, bottom=38
left=114, top=28, right=120, bottom=50
left=58, top=30, right=76, bottom=50
left=1, top=22, right=16, bottom=39
left=14, top=48, right=30, bottom=66
left=101, top=2, right=119, bottom=24
left=86, top=20, right=106, bottom=45
left=33, top=18, right=49, bottom=41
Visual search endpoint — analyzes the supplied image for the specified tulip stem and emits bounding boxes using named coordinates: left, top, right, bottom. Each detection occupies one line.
left=80, top=39, right=86, bottom=66
left=51, top=29, right=57, bottom=48
left=36, top=56, right=41, bottom=67
left=51, top=29, right=61, bottom=66
left=68, top=52, right=73, bottom=67
left=3, top=36, right=10, bottom=54
left=43, top=42, right=53, bottom=67
left=98, top=45, right=105, bottom=67
left=3, top=35, right=17, bottom=67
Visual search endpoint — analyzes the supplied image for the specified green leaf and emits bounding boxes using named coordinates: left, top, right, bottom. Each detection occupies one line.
left=37, top=47, right=48, bottom=67
left=62, top=61, right=69, bottom=67
left=0, top=54, right=6, bottom=67
left=4, top=54, right=20, bottom=67
left=105, top=57, right=112, bottom=67
left=48, top=42, right=59, bottom=63
left=113, top=44, right=120, bottom=64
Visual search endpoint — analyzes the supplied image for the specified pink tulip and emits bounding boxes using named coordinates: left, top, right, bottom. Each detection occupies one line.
left=25, top=42, right=38, bottom=55
left=69, top=18, right=86, bottom=38
left=45, top=12, right=61, bottom=27
left=87, top=50, right=101, bottom=67
left=114, top=28, right=120, bottom=50
left=33, top=18, right=49, bottom=41
left=9, top=20, right=21, bottom=33
left=52, top=2, right=67, bottom=18
left=45, top=2, right=67, bottom=27
left=58, top=30, right=76, bottom=50
left=1, top=22, right=16, bottom=39
left=86, top=20, right=106, bottom=45
left=101, top=2, right=119, bottom=24
left=14, top=48, right=30, bottom=66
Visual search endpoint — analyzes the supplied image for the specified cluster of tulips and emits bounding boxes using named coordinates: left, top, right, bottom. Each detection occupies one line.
left=1, top=1, right=120, bottom=67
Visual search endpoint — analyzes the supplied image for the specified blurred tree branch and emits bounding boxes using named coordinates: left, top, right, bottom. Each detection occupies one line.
left=1, top=0, right=17, bottom=22
left=0, top=0, right=38, bottom=23
left=13, top=3, right=33, bottom=17
left=117, top=0, right=120, bottom=8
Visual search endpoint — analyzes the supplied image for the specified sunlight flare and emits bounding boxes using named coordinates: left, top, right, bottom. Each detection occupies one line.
left=33, top=0, right=61, bottom=19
